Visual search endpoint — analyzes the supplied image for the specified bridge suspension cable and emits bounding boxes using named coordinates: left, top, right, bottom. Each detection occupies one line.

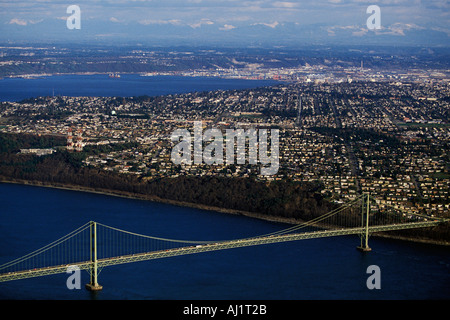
left=95, top=194, right=365, bottom=246
left=96, top=222, right=215, bottom=245
left=379, top=201, right=443, bottom=221
left=0, top=222, right=91, bottom=273
left=254, top=194, right=365, bottom=238
left=0, top=194, right=366, bottom=275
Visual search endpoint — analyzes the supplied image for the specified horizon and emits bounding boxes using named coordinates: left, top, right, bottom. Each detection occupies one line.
left=0, top=0, right=449, bottom=48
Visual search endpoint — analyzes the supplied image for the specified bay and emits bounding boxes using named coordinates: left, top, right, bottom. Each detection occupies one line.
left=0, top=73, right=280, bottom=102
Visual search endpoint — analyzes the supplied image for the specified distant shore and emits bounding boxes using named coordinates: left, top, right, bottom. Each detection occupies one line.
left=1, top=178, right=449, bottom=247
left=4, top=72, right=283, bottom=82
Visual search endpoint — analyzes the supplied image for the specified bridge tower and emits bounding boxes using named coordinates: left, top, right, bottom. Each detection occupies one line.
left=357, top=193, right=372, bottom=252
left=86, top=221, right=103, bottom=291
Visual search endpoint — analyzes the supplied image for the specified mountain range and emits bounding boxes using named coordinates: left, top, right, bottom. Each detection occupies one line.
left=2, top=18, right=449, bottom=48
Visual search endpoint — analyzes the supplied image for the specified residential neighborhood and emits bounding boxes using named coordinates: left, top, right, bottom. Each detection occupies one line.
left=0, top=79, right=448, bottom=217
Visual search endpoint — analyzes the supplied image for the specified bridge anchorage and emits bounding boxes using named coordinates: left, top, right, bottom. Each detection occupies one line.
left=0, top=193, right=447, bottom=291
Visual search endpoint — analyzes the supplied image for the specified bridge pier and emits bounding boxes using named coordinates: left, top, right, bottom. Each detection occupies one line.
left=86, top=283, right=103, bottom=291
left=357, top=232, right=372, bottom=252
left=86, top=221, right=103, bottom=291
left=357, top=246, right=372, bottom=252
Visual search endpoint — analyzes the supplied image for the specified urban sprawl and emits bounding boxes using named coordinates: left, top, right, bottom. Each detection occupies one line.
left=1, top=66, right=449, bottom=218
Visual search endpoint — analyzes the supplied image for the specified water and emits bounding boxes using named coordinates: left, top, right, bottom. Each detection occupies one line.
left=0, top=74, right=280, bottom=102
left=0, top=183, right=449, bottom=300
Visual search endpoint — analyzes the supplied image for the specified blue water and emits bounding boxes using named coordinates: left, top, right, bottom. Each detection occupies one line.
left=0, top=74, right=279, bottom=102
left=0, top=183, right=449, bottom=300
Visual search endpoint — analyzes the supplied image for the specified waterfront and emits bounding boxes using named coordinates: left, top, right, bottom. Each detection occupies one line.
left=0, top=183, right=449, bottom=300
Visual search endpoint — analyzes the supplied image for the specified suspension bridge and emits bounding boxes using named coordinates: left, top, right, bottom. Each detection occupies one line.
left=0, top=193, right=447, bottom=291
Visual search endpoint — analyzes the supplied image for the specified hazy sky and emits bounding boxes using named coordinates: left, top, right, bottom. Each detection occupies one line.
left=1, top=0, right=449, bottom=46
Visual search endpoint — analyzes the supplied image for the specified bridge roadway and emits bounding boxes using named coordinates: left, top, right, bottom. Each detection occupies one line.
left=0, top=220, right=443, bottom=283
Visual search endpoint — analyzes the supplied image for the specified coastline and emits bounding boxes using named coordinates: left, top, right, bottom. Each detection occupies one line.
left=1, top=178, right=449, bottom=247
left=0, top=177, right=301, bottom=225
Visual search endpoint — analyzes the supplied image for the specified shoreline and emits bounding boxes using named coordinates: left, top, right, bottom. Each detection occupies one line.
left=5, top=72, right=284, bottom=82
left=1, top=178, right=449, bottom=247
left=0, top=178, right=301, bottom=225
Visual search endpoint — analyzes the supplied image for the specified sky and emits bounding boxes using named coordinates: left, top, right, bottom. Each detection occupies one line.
left=0, top=0, right=449, bottom=47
